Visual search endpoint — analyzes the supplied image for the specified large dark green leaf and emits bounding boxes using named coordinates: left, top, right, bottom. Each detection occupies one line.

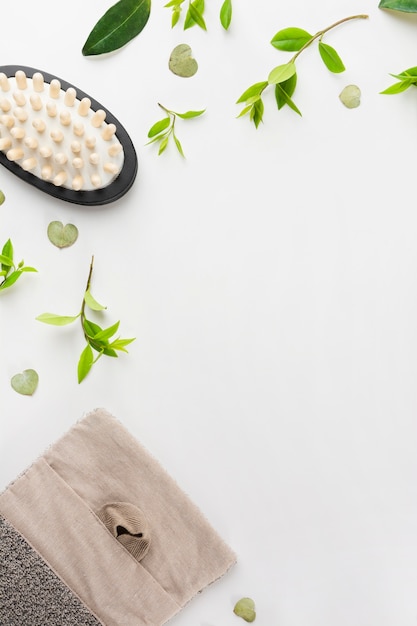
left=82, top=0, right=151, bottom=56
left=379, top=0, right=417, bottom=11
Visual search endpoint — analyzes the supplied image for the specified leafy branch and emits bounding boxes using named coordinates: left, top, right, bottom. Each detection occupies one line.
left=36, top=256, right=135, bottom=383
left=0, top=239, right=37, bottom=292
left=164, top=0, right=232, bottom=30
left=380, top=66, right=417, bottom=95
left=146, top=103, right=205, bottom=157
left=237, top=14, right=368, bottom=128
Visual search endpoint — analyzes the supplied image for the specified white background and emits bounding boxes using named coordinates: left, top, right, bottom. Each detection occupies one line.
left=1, top=1, right=417, bottom=624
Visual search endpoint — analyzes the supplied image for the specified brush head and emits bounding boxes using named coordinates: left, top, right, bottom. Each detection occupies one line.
left=0, top=65, right=138, bottom=206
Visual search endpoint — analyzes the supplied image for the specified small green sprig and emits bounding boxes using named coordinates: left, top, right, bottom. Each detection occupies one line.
left=237, top=13, right=368, bottom=128
left=36, top=256, right=135, bottom=383
left=0, top=238, right=37, bottom=292
left=164, top=0, right=232, bottom=30
left=146, top=103, right=205, bottom=157
left=380, top=66, right=417, bottom=95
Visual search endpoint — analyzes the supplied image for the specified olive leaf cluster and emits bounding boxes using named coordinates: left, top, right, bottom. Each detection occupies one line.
left=164, top=0, right=232, bottom=30
left=237, top=14, right=368, bottom=128
left=146, top=104, right=205, bottom=157
left=36, top=257, right=135, bottom=383
left=0, top=238, right=37, bottom=292
left=380, top=66, right=417, bottom=94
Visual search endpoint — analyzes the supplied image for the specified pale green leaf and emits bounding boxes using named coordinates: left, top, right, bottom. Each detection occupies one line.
left=84, top=288, right=107, bottom=311
left=268, top=62, right=296, bottom=85
left=175, top=109, right=205, bottom=118
left=147, top=117, right=171, bottom=138
left=36, top=312, right=80, bottom=325
left=380, top=78, right=413, bottom=94
left=236, top=81, right=268, bottom=104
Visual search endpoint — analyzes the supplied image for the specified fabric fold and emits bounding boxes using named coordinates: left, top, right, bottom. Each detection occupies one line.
left=0, top=408, right=236, bottom=626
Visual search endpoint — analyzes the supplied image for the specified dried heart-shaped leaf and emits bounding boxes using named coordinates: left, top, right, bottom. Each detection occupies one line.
left=47, top=221, right=78, bottom=248
left=233, top=597, right=256, bottom=622
left=169, top=44, right=198, bottom=77
left=339, top=84, right=361, bottom=108
left=11, top=369, right=39, bottom=395
left=82, top=0, right=151, bottom=56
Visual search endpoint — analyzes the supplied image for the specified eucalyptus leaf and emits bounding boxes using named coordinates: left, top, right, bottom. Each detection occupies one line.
left=82, top=0, right=151, bottom=56
left=220, top=0, right=232, bottom=29
left=233, top=598, right=256, bottom=622
left=339, top=84, right=361, bottom=108
left=11, top=369, right=39, bottom=396
left=47, top=221, right=78, bottom=248
left=78, top=344, right=94, bottom=383
left=36, top=312, right=80, bottom=325
left=270, top=27, right=312, bottom=51
left=379, top=0, right=417, bottom=11
left=169, top=43, right=198, bottom=77
left=318, top=42, right=345, bottom=73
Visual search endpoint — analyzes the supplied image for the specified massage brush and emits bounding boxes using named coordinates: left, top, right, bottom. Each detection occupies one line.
left=0, top=65, right=137, bottom=206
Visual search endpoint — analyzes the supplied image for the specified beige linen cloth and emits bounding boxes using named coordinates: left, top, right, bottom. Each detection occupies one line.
left=0, top=408, right=236, bottom=626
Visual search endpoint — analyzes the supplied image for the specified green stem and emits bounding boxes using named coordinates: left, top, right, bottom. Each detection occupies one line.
left=81, top=255, right=94, bottom=342
left=290, top=14, right=368, bottom=63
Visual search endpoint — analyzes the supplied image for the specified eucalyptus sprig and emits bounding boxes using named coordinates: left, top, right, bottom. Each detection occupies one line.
left=237, top=14, right=368, bottom=128
left=0, top=238, right=37, bottom=292
left=164, top=0, right=232, bottom=30
left=380, top=66, right=417, bottom=95
left=146, top=103, right=205, bottom=156
left=36, top=256, right=135, bottom=383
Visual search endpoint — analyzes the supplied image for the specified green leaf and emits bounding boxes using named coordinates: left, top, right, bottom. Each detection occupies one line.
left=275, top=85, right=302, bottom=116
left=93, top=321, right=120, bottom=341
left=78, top=344, right=94, bottom=383
left=274, top=72, right=297, bottom=109
left=82, top=0, right=151, bottom=56
left=236, top=81, right=268, bottom=104
left=318, top=42, right=345, bottom=73
left=0, top=190, right=5, bottom=205
left=184, top=0, right=205, bottom=29
left=84, top=288, right=107, bottom=311
left=0, top=271, right=22, bottom=290
left=379, top=0, right=417, bottom=11
left=19, top=266, right=37, bottom=273
left=164, top=0, right=183, bottom=6
left=109, top=337, right=136, bottom=352
left=172, top=7, right=181, bottom=27
left=380, top=79, right=413, bottom=94
left=270, top=27, right=312, bottom=51
left=0, top=253, right=13, bottom=267
left=36, top=312, right=80, bottom=325
left=158, top=135, right=170, bottom=155
left=186, top=1, right=207, bottom=30
left=173, top=133, right=185, bottom=157
left=148, top=117, right=171, bottom=138
left=237, top=104, right=253, bottom=118
left=268, top=62, right=296, bottom=85
left=250, top=98, right=264, bottom=128
left=1, top=239, right=13, bottom=272
left=220, top=0, right=232, bottom=29
left=83, top=318, right=103, bottom=338
left=175, top=109, right=205, bottom=119
left=398, top=66, right=417, bottom=78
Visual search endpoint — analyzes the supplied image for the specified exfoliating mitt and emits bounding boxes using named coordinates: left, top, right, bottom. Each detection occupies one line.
left=0, top=409, right=236, bottom=625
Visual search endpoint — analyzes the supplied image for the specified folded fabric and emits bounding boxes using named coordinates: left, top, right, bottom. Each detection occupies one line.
left=0, top=408, right=236, bottom=626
